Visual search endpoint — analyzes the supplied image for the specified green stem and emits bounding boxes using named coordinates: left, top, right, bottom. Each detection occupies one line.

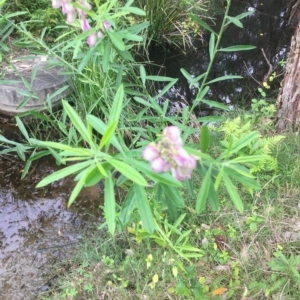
left=187, top=0, right=232, bottom=121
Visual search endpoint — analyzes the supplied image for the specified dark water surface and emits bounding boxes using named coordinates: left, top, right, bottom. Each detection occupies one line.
left=0, top=155, right=103, bottom=300
left=150, top=0, right=296, bottom=113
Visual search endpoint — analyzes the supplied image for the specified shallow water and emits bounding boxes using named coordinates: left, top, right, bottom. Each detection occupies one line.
left=0, top=155, right=103, bottom=300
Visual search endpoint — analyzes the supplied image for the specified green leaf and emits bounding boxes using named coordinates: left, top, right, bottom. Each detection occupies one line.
left=206, top=75, right=243, bottom=85
left=16, top=144, right=26, bottom=161
left=107, top=31, right=125, bottom=51
left=218, top=45, right=256, bottom=52
left=140, top=65, right=146, bottom=87
left=190, top=14, right=216, bottom=35
left=86, top=115, right=125, bottom=153
left=209, top=33, right=215, bottom=61
left=16, top=117, right=30, bottom=141
left=120, top=6, right=146, bottom=15
left=99, top=120, right=118, bottom=150
left=145, top=75, right=175, bottom=81
left=29, top=139, right=92, bottom=155
left=109, top=84, right=124, bottom=126
left=62, top=101, right=93, bottom=146
left=199, top=99, right=230, bottom=111
left=231, top=155, right=268, bottom=163
left=195, top=116, right=225, bottom=122
left=180, top=68, right=193, bottom=82
left=226, top=16, right=243, bottom=28
left=127, top=159, right=181, bottom=187
left=161, top=184, right=185, bottom=208
left=196, top=166, right=212, bottom=213
left=224, top=167, right=260, bottom=190
left=119, top=185, right=136, bottom=226
left=107, top=158, right=148, bottom=186
left=102, top=41, right=111, bottom=72
left=134, top=184, right=154, bottom=233
left=36, top=160, right=93, bottom=188
left=104, top=172, right=116, bottom=234
left=68, top=165, right=92, bottom=206
left=200, top=125, right=210, bottom=153
left=219, top=131, right=258, bottom=159
left=223, top=173, right=244, bottom=212
left=122, top=32, right=143, bottom=41
left=207, top=181, right=219, bottom=211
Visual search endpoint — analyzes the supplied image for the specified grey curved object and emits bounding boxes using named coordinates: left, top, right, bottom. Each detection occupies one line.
left=0, top=55, right=71, bottom=115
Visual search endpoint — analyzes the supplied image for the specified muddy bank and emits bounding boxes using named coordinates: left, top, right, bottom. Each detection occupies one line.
left=0, top=155, right=104, bottom=300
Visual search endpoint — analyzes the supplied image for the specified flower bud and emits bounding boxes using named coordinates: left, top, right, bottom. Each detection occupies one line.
left=87, top=32, right=97, bottom=46
left=103, top=21, right=111, bottom=30
left=51, top=0, right=62, bottom=8
left=66, top=11, right=77, bottom=24
left=163, top=126, right=182, bottom=146
left=142, top=143, right=159, bottom=161
left=80, top=18, right=90, bottom=31
left=151, top=157, right=168, bottom=173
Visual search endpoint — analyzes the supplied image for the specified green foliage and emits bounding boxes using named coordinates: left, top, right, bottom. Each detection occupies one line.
left=132, top=0, right=208, bottom=51
left=216, top=117, right=285, bottom=174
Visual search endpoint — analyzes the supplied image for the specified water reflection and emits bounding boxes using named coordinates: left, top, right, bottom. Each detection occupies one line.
left=150, top=0, right=296, bottom=113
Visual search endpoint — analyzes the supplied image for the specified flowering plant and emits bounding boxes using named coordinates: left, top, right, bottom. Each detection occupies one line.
left=143, top=126, right=197, bottom=181
left=51, top=0, right=111, bottom=46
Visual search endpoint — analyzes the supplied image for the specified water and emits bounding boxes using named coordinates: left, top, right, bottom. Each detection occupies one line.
left=150, top=0, right=296, bottom=113
left=0, top=155, right=104, bottom=300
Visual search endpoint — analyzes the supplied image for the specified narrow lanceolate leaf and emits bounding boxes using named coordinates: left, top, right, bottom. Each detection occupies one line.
left=107, top=158, right=148, bottom=186
left=218, top=45, right=256, bottom=52
left=161, top=184, right=185, bottom=208
left=119, top=185, right=136, bottom=226
left=223, top=173, right=244, bottom=212
left=16, top=117, right=30, bottom=141
left=99, top=120, right=118, bottom=150
left=180, top=68, right=193, bottom=82
left=36, top=160, right=93, bottom=188
left=109, top=84, right=124, bottom=127
left=196, top=166, right=212, bottom=213
left=199, top=99, right=230, bottom=111
left=62, top=101, right=93, bottom=146
left=190, top=14, right=216, bottom=35
left=68, top=165, right=93, bottom=206
left=226, top=16, right=243, bottom=28
left=200, top=125, right=210, bottom=153
left=206, top=75, right=243, bottom=85
left=209, top=33, right=215, bottom=61
left=29, top=139, right=92, bottom=155
left=134, top=184, right=154, bottom=233
left=107, top=31, right=125, bottom=51
left=104, top=172, right=116, bottom=234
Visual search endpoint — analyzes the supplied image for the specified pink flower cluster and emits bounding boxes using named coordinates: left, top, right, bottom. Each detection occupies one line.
left=51, top=0, right=111, bottom=46
left=142, top=126, right=197, bottom=181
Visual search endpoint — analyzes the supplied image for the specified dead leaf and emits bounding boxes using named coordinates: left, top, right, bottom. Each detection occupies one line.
left=212, top=287, right=227, bottom=296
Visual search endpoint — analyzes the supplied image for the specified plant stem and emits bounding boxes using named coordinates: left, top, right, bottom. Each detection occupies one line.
left=187, top=0, right=232, bottom=121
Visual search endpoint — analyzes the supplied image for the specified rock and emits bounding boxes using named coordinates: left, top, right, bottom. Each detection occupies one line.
left=0, top=55, right=71, bottom=115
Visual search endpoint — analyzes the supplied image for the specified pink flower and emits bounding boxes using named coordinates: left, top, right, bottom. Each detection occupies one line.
left=51, top=0, right=62, bottom=8
left=77, top=0, right=92, bottom=17
left=80, top=18, right=90, bottom=31
left=142, top=126, right=197, bottom=181
left=62, top=0, right=74, bottom=14
left=143, top=143, right=159, bottom=161
left=97, top=31, right=104, bottom=39
left=103, top=21, right=111, bottom=30
left=151, top=157, right=169, bottom=173
left=66, top=11, right=77, bottom=24
left=163, top=126, right=182, bottom=146
left=87, top=32, right=97, bottom=46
